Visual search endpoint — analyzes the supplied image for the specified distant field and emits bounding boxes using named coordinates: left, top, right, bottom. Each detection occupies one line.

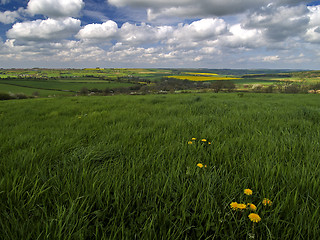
left=168, top=75, right=241, bottom=81
left=184, top=72, right=218, bottom=76
left=0, top=83, right=72, bottom=97
left=1, top=69, right=320, bottom=97
left=0, top=79, right=137, bottom=93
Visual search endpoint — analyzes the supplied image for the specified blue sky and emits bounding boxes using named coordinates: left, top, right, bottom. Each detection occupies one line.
left=0, top=0, right=320, bottom=69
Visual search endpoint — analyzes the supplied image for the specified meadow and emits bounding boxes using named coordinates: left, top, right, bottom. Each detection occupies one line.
left=1, top=93, right=320, bottom=239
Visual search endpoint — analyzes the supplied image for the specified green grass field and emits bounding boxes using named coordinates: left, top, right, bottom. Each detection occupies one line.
left=1, top=93, right=320, bottom=239
left=0, top=79, right=136, bottom=92
left=0, top=83, right=72, bottom=97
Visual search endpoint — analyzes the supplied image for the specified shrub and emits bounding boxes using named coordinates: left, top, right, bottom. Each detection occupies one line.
left=15, top=93, right=28, bottom=99
left=79, top=87, right=89, bottom=95
left=283, top=84, right=300, bottom=94
left=32, top=91, right=40, bottom=97
left=263, top=85, right=274, bottom=93
left=211, top=81, right=235, bottom=93
left=251, top=84, right=263, bottom=92
left=0, top=92, right=15, bottom=100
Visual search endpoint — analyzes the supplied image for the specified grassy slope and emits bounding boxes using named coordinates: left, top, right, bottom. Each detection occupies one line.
left=1, top=93, right=320, bottom=239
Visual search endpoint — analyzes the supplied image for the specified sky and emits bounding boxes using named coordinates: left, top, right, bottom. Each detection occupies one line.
left=0, top=0, right=320, bottom=69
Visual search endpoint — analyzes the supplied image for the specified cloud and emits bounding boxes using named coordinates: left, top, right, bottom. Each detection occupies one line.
left=108, top=0, right=310, bottom=20
left=76, top=20, right=118, bottom=39
left=304, top=6, right=320, bottom=43
left=308, top=5, right=320, bottom=27
left=77, top=20, right=174, bottom=46
left=219, top=24, right=264, bottom=49
left=27, top=0, right=84, bottom=18
left=119, top=22, right=172, bottom=45
left=243, top=5, right=309, bottom=41
left=7, top=18, right=81, bottom=41
left=263, top=55, right=280, bottom=62
left=171, top=18, right=228, bottom=42
left=77, top=18, right=227, bottom=48
left=0, top=10, right=20, bottom=24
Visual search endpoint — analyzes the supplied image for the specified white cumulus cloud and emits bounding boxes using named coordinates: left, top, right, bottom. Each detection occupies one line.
left=304, top=6, right=320, bottom=43
left=7, top=18, right=81, bottom=41
left=76, top=20, right=118, bottom=39
left=0, top=10, right=20, bottom=24
left=263, top=55, right=280, bottom=62
left=119, top=22, right=172, bottom=45
left=27, top=0, right=84, bottom=18
left=220, top=24, right=264, bottom=49
left=171, top=18, right=228, bottom=42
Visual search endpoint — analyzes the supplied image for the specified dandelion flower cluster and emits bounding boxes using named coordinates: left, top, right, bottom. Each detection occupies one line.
left=229, top=202, right=247, bottom=211
left=248, top=213, right=261, bottom=223
left=230, top=202, right=238, bottom=210
left=197, top=163, right=204, bottom=168
left=248, top=203, right=257, bottom=211
left=244, top=189, right=253, bottom=196
left=237, top=203, right=247, bottom=210
left=196, top=163, right=207, bottom=168
left=187, top=137, right=212, bottom=145
left=262, top=198, right=272, bottom=206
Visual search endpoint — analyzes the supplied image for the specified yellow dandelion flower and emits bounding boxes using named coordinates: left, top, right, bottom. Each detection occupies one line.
left=197, top=163, right=204, bottom=168
left=201, top=139, right=207, bottom=142
left=248, top=213, right=261, bottom=223
left=244, top=189, right=253, bottom=196
left=230, top=202, right=238, bottom=210
left=237, top=203, right=247, bottom=210
left=204, top=165, right=207, bottom=168
left=188, top=141, right=193, bottom=144
left=208, top=142, right=211, bottom=145
left=192, top=138, right=196, bottom=140
left=262, top=198, right=272, bottom=206
left=248, top=203, right=257, bottom=211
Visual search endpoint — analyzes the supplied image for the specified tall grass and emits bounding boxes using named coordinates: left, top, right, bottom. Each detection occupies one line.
left=1, top=93, right=320, bottom=239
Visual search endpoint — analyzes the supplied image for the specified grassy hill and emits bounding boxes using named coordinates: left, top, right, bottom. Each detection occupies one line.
left=1, top=93, right=320, bottom=239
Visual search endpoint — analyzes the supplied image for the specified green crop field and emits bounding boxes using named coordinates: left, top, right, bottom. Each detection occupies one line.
left=0, top=79, right=136, bottom=92
left=1, top=93, right=320, bottom=239
left=0, top=83, right=72, bottom=97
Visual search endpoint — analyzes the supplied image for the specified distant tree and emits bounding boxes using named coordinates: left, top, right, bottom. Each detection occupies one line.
left=79, top=87, right=89, bottom=95
left=32, top=91, right=40, bottom=97
left=283, top=84, right=300, bottom=94
left=251, top=84, right=263, bottom=92
left=310, top=83, right=320, bottom=90
left=0, top=92, right=15, bottom=100
left=211, top=81, right=235, bottom=93
left=263, top=85, right=274, bottom=93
